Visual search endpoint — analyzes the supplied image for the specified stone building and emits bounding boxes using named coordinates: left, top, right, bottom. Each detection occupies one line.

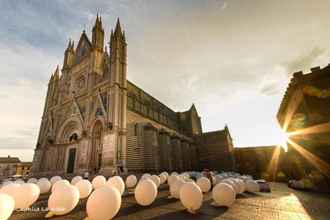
left=277, top=65, right=330, bottom=181
left=31, top=16, right=235, bottom=176
left=234, top=146, right=285, bottom=180
left=196, top=126, right=236, bottom=171
left=16, top=162, right=33, bottom=177
left=0, top=156, right=20, bottom=179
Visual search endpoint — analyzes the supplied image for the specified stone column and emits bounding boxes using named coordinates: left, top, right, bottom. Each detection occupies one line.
left=171, top=135, right=183, bottom=172
left=77, top=138, right=89, bottom=174
left=181, top=140, right=191, bottom=171
left=190, top=143, right=198, bottom=171
left=143, top=123, right=159, bottom=172
left=100, top=130, right=116, bottom=176
left=158, top=129, right=171, bottom=171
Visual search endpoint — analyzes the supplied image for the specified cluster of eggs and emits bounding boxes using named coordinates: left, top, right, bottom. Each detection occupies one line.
left=0, top=171, right=260, bottom=219
left=166, top=171, right=260, bottom=213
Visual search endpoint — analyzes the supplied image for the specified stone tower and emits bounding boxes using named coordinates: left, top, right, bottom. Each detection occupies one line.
left=31, top=17, right=127, bottom=176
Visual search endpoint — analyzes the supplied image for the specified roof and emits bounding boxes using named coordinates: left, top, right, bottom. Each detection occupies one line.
left=234, top=145, right=278, bottom=151
left=0, top=157, right=21, bottom=164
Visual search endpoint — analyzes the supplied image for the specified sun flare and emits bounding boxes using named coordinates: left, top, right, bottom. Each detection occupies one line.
left=278, top=129, right=290, bottom=152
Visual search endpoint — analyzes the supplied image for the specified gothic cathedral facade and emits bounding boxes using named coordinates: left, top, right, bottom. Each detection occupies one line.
left=32, top=16, right=235, bottom=176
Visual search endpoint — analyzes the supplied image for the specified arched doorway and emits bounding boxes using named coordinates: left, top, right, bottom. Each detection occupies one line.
left=89, top=121, right=103, bottom=173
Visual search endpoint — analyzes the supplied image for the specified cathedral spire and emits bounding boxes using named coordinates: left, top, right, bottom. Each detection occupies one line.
left=54, top=65, right=60, bottom=79
left=92, top=14, right=104, bottom=51
left=114, top=18, right=122, bottom=37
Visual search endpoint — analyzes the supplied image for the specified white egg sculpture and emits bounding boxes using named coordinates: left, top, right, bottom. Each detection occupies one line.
left=222, top=179, right=239, bottom=194
left=0, top=193, right=15, bottom=220
left=86, top=186, right=121, bottom=220
left=92, top=175, right=106, bottom=189
left=75, top=179, right=92, bottom=199
left=71, top=176, right=83, bottom=185
left=106, top=176, right=125, bottom=195
left=180, top=182, right=203, bottom=213
left=167, top=175, right=179, bottom=186
left=161, top=172, right=169, bottom=178
left=150, top=175, right=160, bottom=188
left=171, top=172, right=178, bottom=176
left=52, top=180, right=70, bottom=192
left=39, top=177, right=48, bottom=182
left=245, top=180, right=259, bottom=192
left=170, top=179, right=185, bottom=199
left=134, top=179, right=157, bottom=206
left=0, top=184, right=20, bottom=209
left=159, top=174, right=167, bottom=184
left=14, top=179, right=25, bottom=185
left=1, top=181, right=13, bottom=187
left=125, top=175, right=137, bottom=188
left=37, top=179, right=51, bottom=194
left=27, top=178, right=38, bottom=184
left=16, top=183, right=40, bottom=209
left=47, top=184, right=79, bottom=217
left=212, top=183, right=236, bottom=207
left=50, top=176, right=62, bottom=185
left=196, top=177, right=211, bottom=193
left=214, top=175, right=225, bottom=185
left=141, top=173, right=151, bottom=180
left=233, top=178, right=245, bottom=194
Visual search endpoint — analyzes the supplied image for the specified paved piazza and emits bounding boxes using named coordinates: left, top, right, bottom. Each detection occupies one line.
left=9, top=183, right=330, bottom=220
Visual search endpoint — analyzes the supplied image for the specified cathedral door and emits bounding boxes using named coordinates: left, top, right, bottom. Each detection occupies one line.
left=67, top=148, right=76, bottom=174
left=90, top=121, right=103, bottom=173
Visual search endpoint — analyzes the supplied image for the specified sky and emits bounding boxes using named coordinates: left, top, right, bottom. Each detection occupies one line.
left=1, top=0, right=330, bottom=161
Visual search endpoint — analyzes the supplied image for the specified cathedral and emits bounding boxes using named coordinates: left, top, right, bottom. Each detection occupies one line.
left=31, top=16, right=235, bottom=176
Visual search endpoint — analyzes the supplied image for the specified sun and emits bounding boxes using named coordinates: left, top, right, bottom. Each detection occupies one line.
left=278, top=129, right=290, bottom=152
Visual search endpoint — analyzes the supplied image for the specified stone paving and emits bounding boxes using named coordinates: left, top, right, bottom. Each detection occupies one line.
left=9, top=183, right=330, bottom=220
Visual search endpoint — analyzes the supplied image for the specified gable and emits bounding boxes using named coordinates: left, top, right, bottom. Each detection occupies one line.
left=75, top=32, right=92, bottom=63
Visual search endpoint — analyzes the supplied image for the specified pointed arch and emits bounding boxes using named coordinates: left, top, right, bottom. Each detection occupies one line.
left=89, top=119, right=105, bottom=172
left=56, top=116, right=83, bottom=144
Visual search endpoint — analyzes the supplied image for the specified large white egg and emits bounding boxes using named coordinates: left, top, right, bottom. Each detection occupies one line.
left=16, top=183, right=40, bottom=209
left=179, top=182, right=203, bottom=213
left=171, top=172, right=178, bottom=176
left=0, top=184, right=20, bottom=209
left=106, top=176, right=125, bottom=195
left=14, top=179, right=25, bottom=185
left=50, top=176, right=62, bottom=185
left=86, top=186, right=121, bottom=220
left=141, top=173, right=151, bottom=180
left=75, top=179, right=92, bottom=199
left=0, top=193, right=15, bottom=220
left=125, top=175, right=137, bottom=188
left=52, top=180, right=70, bottom=193
left=233, top=178, right=245, bottom=194
left=212, top=183, right=236, bottom=207
left=167, top=175, right=179, bottom=186
left=150, top=175, right=160, bottom=188
left=71, top=176, right=83, bottom=185
left=47, top=184, right=79, bottom=216
left=159, top=174, right=167, bottom=184
left=196, top=177, right=211, bottom=193
left=221, top=179, right=239, bottom=194
left=1, top=181, right=13, bottom=187
left=134, top=179, right=157, bottom=206
left=214, top=175, right=225, bottom=185
left=27, top=178, right=38, bottom=184
left=245, top=180, right=259, bottom=192
left=161, top=172, right=169, bottom=178
left=170, top=179, right=185, bottom=199
left=37, top=179, right=51, bottom=194
left=38, top=177, right=48, bottom=182
left=92, top=175, right=106, bottom=189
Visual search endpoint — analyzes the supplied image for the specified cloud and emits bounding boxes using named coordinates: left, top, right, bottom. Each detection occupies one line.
left=284, top=47, right=327, bottom=74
